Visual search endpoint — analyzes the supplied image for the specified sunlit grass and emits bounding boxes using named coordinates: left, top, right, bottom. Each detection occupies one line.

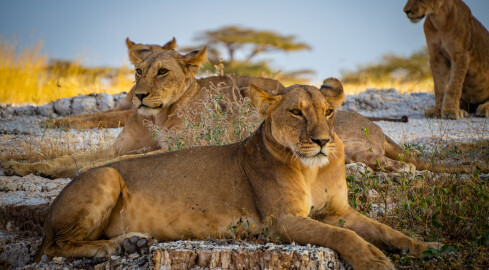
left=343, top=79, right=434, bottom=95
left=0, top=39, right=134, bottom=105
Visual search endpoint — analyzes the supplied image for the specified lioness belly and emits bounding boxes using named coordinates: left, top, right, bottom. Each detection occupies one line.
left=105, top=194, right=259, bottom=240
left=102, top=144, right=261, bottom=240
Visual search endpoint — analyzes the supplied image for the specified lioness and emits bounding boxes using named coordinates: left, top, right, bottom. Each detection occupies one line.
left=44, top=37, right=178, bottom=129
left=404, top=0, right=489, bottom=119
left=35, top=83, right=440, bottom=269
left=4, top=49, right=474, bottom=178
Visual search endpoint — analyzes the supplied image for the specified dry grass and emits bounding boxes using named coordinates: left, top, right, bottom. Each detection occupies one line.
left=343, top=79, right=434, bottom=95
left=0, top=39, right=133, bottom=105
left=348, top=141, right=489, bottom=269
left=148, top=82, right=263, bottom=152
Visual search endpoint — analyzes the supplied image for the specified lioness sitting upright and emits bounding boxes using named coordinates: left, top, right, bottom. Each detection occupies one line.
left=404, top=0, right=489, bottom=119
left=35, top=82, right=441, bottom=269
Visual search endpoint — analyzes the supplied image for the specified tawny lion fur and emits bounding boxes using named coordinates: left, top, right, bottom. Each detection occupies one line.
left=42, top=38, right=178, bottom=129
left=404, top=0, right=489, bottom=119
left=34, top=83, right=441, bottom=270
left=4, top=45, right=476, bottom=178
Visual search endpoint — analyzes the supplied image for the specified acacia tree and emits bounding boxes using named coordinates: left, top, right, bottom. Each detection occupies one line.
left=196, top=25, right=311, bottom=64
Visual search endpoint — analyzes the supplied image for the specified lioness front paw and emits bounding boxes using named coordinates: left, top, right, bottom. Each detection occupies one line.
left=3, top=161, right=32, bottom=176
left=350, top=244, right=395, bottom=270
left=120, top=233, right=156, bottom=255
left=424, top=107, right=441, bottom=118
left=409, top=241, right=443, bottom=257
left=476, top=103, right=489, bottom=117
left=441, top=107, right=467, bottom=120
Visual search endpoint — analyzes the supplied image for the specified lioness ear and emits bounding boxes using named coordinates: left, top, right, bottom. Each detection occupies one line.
left=180, top=47, right=208, bottom=77
left=249, top=84, right=283, bottom=118
left=161, top=37, right=177, bottom=50
left=320, top=77, right=345, bottom=109
left=126, top=37, right=147, bottom=65
left=126, top=37, right=136, bottom=50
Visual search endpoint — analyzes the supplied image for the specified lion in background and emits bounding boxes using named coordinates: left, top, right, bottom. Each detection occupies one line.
left=404, top=0, right=489, bottom=119
left=35, top=82, right=441, bottom=270
left=43, top=38, right=178, bottom=129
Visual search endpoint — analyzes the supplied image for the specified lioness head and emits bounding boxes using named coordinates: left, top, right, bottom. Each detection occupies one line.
left=404, top=0, right=444, bottom=23
left=250, top=78, right=345, bottom=167
left=126, top=37, right=177, bottom=65
left=131, top=48, right=207, bottom=116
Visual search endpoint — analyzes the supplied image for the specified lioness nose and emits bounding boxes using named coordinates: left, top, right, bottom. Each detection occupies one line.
left=312, top=138, right=330, bottom=147
left=404, top=8, right=412, bottom=14
left=135, top=93, right=149, bottom=101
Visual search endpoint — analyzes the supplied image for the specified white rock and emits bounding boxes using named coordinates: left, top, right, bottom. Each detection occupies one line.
left=97, top=93, right=115, bottom=111
left=52, top=256, right=65, bottom=264
left=72, top=96, right=97, bottom=115
left=367, top=189, right=379, bottom=199
left=14, top=106, right=36, bottom=116
left=0, top=107, right=14, bottom=118
left=37, top=103, right=55, bottom=116
left=54, top=97, right=72, bottom=115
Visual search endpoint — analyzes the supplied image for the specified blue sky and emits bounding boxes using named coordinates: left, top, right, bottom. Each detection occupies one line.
left=1, top=0, right=488, bottom=83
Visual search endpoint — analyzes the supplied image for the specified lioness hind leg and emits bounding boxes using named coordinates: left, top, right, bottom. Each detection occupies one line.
left=38, top=167, right=131, bottom=259
left=43, top=233, right=154, bottom=258
left=42, top=110, right=133, bottom=129
left=4, top=146, right=117, bottom=179
left=350, top=150, right=415, bottom=173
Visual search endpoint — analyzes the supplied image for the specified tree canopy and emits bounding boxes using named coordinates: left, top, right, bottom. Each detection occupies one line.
left=183, top=25, right=312, bottom=84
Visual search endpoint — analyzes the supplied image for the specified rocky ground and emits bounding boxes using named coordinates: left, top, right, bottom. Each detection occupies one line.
left=0, top=88, right=488, bottom=269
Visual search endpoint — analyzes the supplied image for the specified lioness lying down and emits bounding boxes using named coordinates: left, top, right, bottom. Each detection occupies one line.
left=42, top=38, right=178, bottom=129
left=35, top=83, right=440, bottom=270
left=404, top=0, right=489, bottom=119
left=4, top=47, right=471, bottom=178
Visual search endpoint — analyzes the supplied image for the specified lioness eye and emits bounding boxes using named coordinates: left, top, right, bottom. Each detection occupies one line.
left=325, top=109, right=334, bottom=116
left=158, top=68, right=169, bottom=76
left=136, top=68, right=142, bottom=75
left=290, top=109, right=303, bottom=116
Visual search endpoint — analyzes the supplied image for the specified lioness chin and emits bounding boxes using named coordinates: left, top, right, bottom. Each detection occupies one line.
left=404, top=0, right=489, bottom=119
left=35, top=82, right=441, bottom=270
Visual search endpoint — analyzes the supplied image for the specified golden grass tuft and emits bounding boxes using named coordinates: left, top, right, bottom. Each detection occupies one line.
left=0, top=39, right=133, bottom=105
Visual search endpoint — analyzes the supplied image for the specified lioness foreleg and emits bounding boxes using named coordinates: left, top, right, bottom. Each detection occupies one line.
left=4, top=146, right=118, bottom=179
left=441, top=52, right=469, bottom=119
left=425, top=42, right=450, bottom=118
left=274, top=214, right=395, bottom=270
left=320, top=208, right=442, bottom=257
